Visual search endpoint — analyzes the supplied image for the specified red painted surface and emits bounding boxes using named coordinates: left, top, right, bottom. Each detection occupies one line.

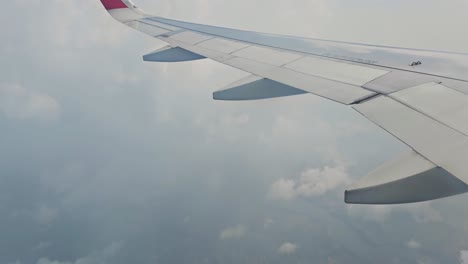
left=100, top=0, right=128, bottom=10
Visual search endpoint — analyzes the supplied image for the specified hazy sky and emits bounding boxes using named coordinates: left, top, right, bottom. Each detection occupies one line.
left=2, top=0, right=468, bottom=263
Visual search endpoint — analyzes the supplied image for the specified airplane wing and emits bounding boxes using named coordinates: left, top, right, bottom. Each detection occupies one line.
left=99, top=0, right=468, bottom=204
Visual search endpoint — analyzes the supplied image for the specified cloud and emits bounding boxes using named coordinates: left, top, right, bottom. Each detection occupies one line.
left=35, top=205, right=59, bottom=226
left=347, top=203, right=443, bottom=223
left=296, top=166, right=350, bottom=197
left=220, top=225, right=247, bottom=240
left=406, top=239, right=422, bottom=249
left=278, top=242, right=298, bottom=255
left=263, top=218, right=274, bottom=229
left=37, top=259, right=70, bottom=264
left=0, top=83, right=60, bottom=122
left=33, top=241, right=52, bottom=252
left=269, top=165, right=350, bottom=200
left=268, top=179, right=296, bottom=201
left=461, top=251, right=468, bottom=264
left=36, top=242, right=123, bottom=264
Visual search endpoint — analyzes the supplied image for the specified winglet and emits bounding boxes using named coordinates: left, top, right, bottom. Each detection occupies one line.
left=100, top=0, right=129, bottom=10
left=99, top=0, right=146, bottom=22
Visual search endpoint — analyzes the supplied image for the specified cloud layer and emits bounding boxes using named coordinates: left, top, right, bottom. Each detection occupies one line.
left=269, top=165, right=350, bottom=201
left=278, top=242, right=298, bottom=255
left=220, top=225, right=247, bottom=240
left=0, top=0, right=468, bottom=263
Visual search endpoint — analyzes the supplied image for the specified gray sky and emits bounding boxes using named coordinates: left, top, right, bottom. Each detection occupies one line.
left=2, top=0, right=468, bottom=263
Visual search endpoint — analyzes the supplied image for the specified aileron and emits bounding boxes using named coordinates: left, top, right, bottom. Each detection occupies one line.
left=284, top=57, right=389, bottom=86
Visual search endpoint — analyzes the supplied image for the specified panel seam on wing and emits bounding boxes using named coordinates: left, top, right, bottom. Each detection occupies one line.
left=388, top=90, right=468, bottom=138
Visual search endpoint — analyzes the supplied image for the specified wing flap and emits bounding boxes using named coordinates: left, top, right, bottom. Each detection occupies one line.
left=353, top=96, right=468, bottom=184
left=363, top=70, right=440, bottom=94
left=284, top=57, right=389, bottom=86
left=345, top=151, right=468, bottom=204
left=213, top=75, right=307, bottom=101
left=390, top=82, right=468, bottom=135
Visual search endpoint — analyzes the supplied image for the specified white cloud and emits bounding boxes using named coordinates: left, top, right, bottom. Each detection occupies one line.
left=296, top=166, right=350, bottom=197
left=263, top=218, right=274, bottom=229
left=406, top=239, right=422, bottom=249
left=278, top=242, right=298, bottom=255
left=461, top=251, right=468, bottom=264
left=268, top=179, right=296, bottom=201
left=269, top=165, right=350, bottom=200
left=37, top=259, right=70, bottom=264
left=220, top=225, right=247, bottom=240
left=0, top=83, right=60, bottom=122
left=36, top=205, right=59, bottom=226
left=37, top=241, right=123, bottom=264
left=33, top=241, right=52, bottom=251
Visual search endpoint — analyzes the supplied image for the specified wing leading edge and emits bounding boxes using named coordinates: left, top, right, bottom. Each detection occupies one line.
left=98, top=0, right=468, bottom=204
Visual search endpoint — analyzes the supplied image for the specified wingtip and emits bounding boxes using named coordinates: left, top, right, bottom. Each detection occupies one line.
left=100, top=0, right=129, bottom=10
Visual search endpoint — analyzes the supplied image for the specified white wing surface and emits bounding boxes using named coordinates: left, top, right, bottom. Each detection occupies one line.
left=99, top=0, right=468, bottom=204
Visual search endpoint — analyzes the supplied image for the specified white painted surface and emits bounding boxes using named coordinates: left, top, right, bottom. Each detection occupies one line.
left=391, top=82, right=468, bottom=135
left=109, top=8, right=144, bottom=22
left=354, top=96, right=468, bottom=184
left=197, top=38, right=249, bottom=54
left=285, top=57, right=389, bottom=86
left=164, top=39, right=234, bottom=62
left=141, top=18, right=181, bottom=31
left=224, top=57, right=374, bottom=104
left=232, top=46, right=303, bottom=67
left=170, top=31, right=213, bottom=45
left=351, top=151, right=435, bottom=189
left=125, top=21, right=169, bottom=36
